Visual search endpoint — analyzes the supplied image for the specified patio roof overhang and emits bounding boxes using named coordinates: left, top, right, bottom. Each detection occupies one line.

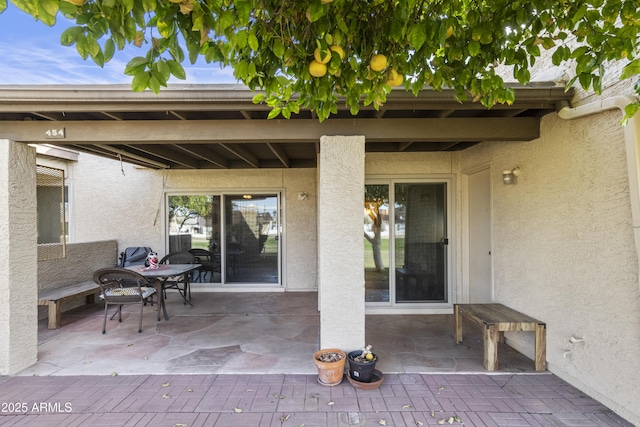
left=0, top=83, right=574, bottom=169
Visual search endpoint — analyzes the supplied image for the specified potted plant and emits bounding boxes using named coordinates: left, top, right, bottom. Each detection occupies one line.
left=313, top=348, right=346, bottom=386
left=347, top=345, right=378, bottom=383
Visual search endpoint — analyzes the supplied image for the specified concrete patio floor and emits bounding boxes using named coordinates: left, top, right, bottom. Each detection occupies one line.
left=0, top=292, right=632, bottom=426
left=25, top=291, right=537, bottom=376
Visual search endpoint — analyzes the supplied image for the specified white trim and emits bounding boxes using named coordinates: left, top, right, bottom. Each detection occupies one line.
left=364, top=175, right=456, bottom=312
left=31, top=144, right=79, bottom=162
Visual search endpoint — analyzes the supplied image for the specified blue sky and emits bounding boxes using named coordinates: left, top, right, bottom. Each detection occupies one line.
left=0, top=5, right=237, bottom=85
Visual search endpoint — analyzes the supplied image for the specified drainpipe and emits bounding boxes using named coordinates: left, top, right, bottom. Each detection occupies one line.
left=558, top=96, right=640, bottom=292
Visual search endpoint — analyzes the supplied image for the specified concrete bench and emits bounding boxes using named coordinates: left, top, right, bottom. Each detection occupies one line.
left=454, top=303, right=546, bottom=371
left=38, top=281, right=100, bottom=329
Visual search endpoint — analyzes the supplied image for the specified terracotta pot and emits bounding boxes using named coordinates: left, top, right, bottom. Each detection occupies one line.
left=313, top=348, right=346, bottom=386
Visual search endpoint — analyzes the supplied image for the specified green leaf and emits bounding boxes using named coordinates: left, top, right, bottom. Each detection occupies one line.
left=621, top=59, right=640, bottom=80
left=217, top=10, right=235, bottom=33
left=572, top=4, right=588, bottom=23
left=149, top=74, right=161, bottom=93
left=541, top=38, right=555, bottom=50
left=468, top=40, right=481, bottom=57
left=60, top=26, right=84, bottom=46
left=103, top=39, right=115, bottom=62
left=234, top=60, right=249, bottom=79
left=155, top=60, right=171, bottom=82
left=252, top=93, right=266, bottom=104
left=75, top=34, right=90, bottom=59
left=0, top=0, right=7, bottom=13
left=236, top=31, right=248, bottom=49
left=272, top=39, right=285, bottom=58
left=141, top=0, right=155, bottom=12
left=131, top=71, right=150, bottom=92
left=409, top=24, right=427, bottom=51
left=38, top=0, right=58, bottom=21
left=125, top=56, right=149, bottom=75
left=91, top=50, right=105, bottom=67
left=157, top=19, right=173, bottom=38
left=390, top=19, right=403, bottom=42
left=167, top=60, right=186, bottom=80
left=575, top=54, right=596, bottom=75
left=578, top=72, right=592, bottom=90
left=622, top=102, right=640, bottom=125
left=267, top=107, right=282, bottom=119
left=122, top=0, right=134, bottom=13
left=248, top=33, right=259, bottom=51
left=235, top=0, right=252, bottom=23
left=11, top=0, right=37, bottom=16
left=309, top=0, right=325, bottom=23
left=36, top=0, right=57, bottom=26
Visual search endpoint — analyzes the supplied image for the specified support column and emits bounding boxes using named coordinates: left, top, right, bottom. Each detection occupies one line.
left=0, top=140, right=38, bottom=374
left=318, top=135, right=365, bottom=351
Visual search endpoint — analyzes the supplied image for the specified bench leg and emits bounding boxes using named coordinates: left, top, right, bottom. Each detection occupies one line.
left=534, top=323, right=547, bottom=370
left=48, top=302, right=61, bottom=329
left=454, top=304, right=462, bottom=343
left=483, top=325, right=499, bottom=371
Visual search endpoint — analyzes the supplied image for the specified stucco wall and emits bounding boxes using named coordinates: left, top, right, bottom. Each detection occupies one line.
left=37, top=240, right=118, bottom=319
left=70, top=154, right=317, bottom=290
left=461, top=111, right=640, bottom=424
left=0, top=140, right=38, bottom=375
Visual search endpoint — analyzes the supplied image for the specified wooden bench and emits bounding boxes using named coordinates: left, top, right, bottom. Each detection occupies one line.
left=38, top=281, right=101, bottom=329
left=454, top=303, right=546, bottom=371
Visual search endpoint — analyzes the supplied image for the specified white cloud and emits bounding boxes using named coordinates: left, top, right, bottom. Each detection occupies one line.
left=0, top=7, right=237, bottom=85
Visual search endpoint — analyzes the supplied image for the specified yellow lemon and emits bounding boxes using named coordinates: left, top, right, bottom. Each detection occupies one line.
left=321, top=0, right=333, bottom=3
left=387, top=69, right=404, bottom=87
left=446, top=26, right=454, bottom=39
left=330, top=45, right=345, bottom=60
left=309, top=60, right=327, bottom=77
left=370, top=54, right=387, bottom=72
left=64, top=0, right=86, bottom=6
left=365, top=353, right=374, bottom=361
left=314, top=47, right=332, bottom=64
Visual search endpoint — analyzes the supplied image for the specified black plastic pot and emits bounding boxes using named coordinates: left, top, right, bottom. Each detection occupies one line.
left=348, top=350, right=377, bottom=383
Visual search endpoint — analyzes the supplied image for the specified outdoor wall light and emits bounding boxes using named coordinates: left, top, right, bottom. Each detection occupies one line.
left=297, top=192, right=308, bottom=200
left=502, top=167, right=521, bottom=185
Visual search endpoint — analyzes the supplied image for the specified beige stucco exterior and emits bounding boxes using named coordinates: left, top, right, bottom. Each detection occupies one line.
left=1, top=65, right=640, bottom=423
left=318, top=135, right=366, bottom=349
left=0, top=140, right=37, bottom=375
left=460, top=110, right=640, bottom=424
left=22, top=106, right=640, bottom=424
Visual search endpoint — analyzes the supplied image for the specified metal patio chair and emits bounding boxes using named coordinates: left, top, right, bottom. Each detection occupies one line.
left=92, top=268, right=157, bottom=334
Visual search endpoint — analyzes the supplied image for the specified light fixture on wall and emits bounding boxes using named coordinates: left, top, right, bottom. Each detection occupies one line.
left=502, top=167, right=521, bottom=185
left=297, top=192, right=308, bottom=200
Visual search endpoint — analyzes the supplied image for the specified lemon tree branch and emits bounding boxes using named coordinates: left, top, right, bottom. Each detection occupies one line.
left=2, top=0, right=639, bottom=121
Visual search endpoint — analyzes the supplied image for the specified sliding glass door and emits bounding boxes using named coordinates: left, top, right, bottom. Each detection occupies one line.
left=365, top=180, right=450, bottom=306
left=167, top=193, right=280, bottom=286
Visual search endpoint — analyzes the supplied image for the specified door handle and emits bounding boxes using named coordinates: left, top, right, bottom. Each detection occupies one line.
left=440, top=237, right=449, bottom=246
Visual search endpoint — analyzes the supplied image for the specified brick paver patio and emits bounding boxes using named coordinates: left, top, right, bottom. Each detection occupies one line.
left=0, top=373, right=633, bottom=426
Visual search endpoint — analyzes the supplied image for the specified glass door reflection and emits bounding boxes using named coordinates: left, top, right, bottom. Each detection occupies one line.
left=224, top=194, right=279, bottom=284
